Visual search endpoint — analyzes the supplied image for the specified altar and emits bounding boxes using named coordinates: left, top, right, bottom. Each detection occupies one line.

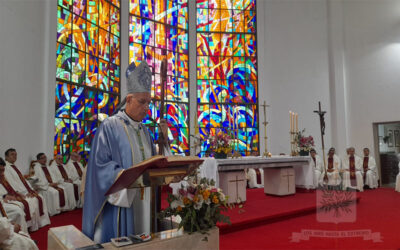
left=216, top=156, right=312, bottom=201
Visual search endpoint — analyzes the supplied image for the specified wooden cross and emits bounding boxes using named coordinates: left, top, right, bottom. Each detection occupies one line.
left=229, top=174, right=245, bottom=203
left=282, top=168, right=294, bottom=192
left=313, top=101, right=327, bottom=180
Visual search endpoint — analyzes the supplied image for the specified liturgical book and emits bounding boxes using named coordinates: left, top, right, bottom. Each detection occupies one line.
left=105, top=155, right=203, bottom=195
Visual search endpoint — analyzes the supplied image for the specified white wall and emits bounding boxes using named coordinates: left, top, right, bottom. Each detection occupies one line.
left=258, top=0, right=332, bottom=156
left=0, top=0, right=56, bottom=173
left=342, top=0, right=400, bottom=154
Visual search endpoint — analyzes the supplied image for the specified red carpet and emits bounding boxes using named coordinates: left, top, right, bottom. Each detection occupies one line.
left=30, top=188, right=399, bottom=249
left=220, top=188, right=400, bottom=249
left=218, top=188, right=321, bottom=234
left=30, top=208, right=82, bottom=250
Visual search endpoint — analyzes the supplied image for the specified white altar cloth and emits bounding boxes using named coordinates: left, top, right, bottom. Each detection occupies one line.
left=216, top=156, right=314, bottom=189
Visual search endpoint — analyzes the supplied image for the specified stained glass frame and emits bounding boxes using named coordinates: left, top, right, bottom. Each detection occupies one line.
left=55, top=0, right=121, bottom=163
left=196, top=0, right=259, bottom=156
left=129, top=0, right=190, bottom=155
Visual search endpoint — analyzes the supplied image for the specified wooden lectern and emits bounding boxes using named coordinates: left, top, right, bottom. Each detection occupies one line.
left=105, top=155, right=203, bottom=234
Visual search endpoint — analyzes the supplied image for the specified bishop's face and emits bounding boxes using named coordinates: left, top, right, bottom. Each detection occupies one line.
left=125, top=92, right=151, bottom=121
left=5, top=151, right=17, bottom=164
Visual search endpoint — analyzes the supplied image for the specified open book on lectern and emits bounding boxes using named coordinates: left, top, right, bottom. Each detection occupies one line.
left=105, top=155, right=203, bottom=196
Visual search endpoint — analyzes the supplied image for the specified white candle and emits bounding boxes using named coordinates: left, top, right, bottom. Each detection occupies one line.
left=289, top=111, right=292, bottom=133
left=296, top=113, right=298, bottom=133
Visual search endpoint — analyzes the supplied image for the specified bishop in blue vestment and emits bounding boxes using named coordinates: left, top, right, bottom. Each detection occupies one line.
left=82, top=61, right=157, bottom=243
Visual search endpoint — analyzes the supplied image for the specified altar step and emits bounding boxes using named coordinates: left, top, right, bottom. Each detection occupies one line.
left=217, top=188, right=360, bottom=235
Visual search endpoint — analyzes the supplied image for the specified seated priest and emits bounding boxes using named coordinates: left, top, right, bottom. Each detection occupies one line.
left=49, top=156, right=77, bottom=210
left=247, top=168, right=264, bottom=188
left=324, top=148, right=341, bottom=187
left=66, top=151, right=84, bottom=207
left=4, top=149, right=50, bottom=229
left=83, top=61, right=158, bottom=243
left=0, top=216, right=38, bottom=250
left=53, top=155, right=81, bottom=208
left=342, top=147, right=364, bottom=192
left=0, top=157, right=42, bottom=232
left=396, top=154, right=400, bottom=192
left=310, top=149, right=324, bottom=187
left=31, top=153, right=70, bottom=215
left=1, top=190, right=28, bottom=233
left=362, top=148, right=379, bottom=189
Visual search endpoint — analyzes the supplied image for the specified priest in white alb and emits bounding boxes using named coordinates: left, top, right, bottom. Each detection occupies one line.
left=65, top=151, right=84, bottom=207
left=4, top=149, right=50, bottom=230
left=362, top=148, right=379, bottom=189
left=0, top=157, right=42, bottom=232
left=395, top=154, right=400, bottom=192
left=31, top=153, right=66, bottom=215
left=83, top=61, right=156, bottom=243
left=0, top=216, right=38, bottom=250
left=342, top=147, right=364, bottom=192
left=52, top=155, right=79, bottom=209
left=324, top=148, right=341, bottom=187
left=310, top=149, right=323, bottom=187
left=247, top=168, right=264, bottom=188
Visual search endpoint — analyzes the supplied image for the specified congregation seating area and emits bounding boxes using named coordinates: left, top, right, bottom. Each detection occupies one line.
left=0, top=148, right=85, bottom=249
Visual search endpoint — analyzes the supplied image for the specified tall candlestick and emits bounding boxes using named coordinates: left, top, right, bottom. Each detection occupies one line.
left=296, top=113, right=298, bottom=133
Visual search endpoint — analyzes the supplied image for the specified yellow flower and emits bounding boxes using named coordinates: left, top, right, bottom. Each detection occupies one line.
left=193, top=195, right=199, bottom=203
left=212, top=196, right=219, bottom=204
left=183, top=197, right=191, bottom=205
left=177, top=206, right=182, bottom=212
left=202, top=190, right=210, bottom=200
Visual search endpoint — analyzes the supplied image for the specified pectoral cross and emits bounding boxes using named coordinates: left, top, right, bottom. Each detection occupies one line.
left=261, top=101, right=271, bottom=157
left=314, top=102, right=327, bottom=181
left=229, top=174, right=245, bottom=203
left=282, top=169, right=294, bottom=192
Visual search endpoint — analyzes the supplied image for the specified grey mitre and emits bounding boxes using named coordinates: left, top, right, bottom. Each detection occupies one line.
left=126, top=61, right=152, bottom=94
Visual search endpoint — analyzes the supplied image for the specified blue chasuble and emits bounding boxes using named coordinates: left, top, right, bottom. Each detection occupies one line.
left=82, top=111, right=156, bottom=243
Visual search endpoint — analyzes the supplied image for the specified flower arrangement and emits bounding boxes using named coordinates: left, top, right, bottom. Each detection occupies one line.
left=208, top=131, right=232, bottom=155
left=158, top=178, right=230, bottom=234
left=296, top=129, right=315, bottom=152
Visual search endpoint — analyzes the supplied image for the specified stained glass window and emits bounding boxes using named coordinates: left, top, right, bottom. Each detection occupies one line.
left=129, top=0, right=190, bottom=155
left=196, top=0, right=258, bottom=156
left=55, top=0, right=121, bottom=162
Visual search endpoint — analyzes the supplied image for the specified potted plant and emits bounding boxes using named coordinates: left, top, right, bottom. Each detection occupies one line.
left=158, top=178, right=230, bottom=234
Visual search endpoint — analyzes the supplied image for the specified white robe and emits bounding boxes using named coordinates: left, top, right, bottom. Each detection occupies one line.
left=324, top=155, right=342, bottom=186
left=65, top=161, right=84, bottom=207
left=310, top=155, right=324, bottom=187
left=1, top=201, right=28, bottom=233
left=48, top=162, right=77, bottom=211
left=362, top=156, right=379, bottom=189
left=342, top=155, right=364, bottom=191
left=4, top=162, right=50, bottom=229
left=247, top=168, right=264, bottom=188
left=31, top=163, right=62, bottom=216
left=0, top=182, right=40, bottom=232
left=395, top=163, right=400, bottom=192
left=0, top=217, right=38, bottom=250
